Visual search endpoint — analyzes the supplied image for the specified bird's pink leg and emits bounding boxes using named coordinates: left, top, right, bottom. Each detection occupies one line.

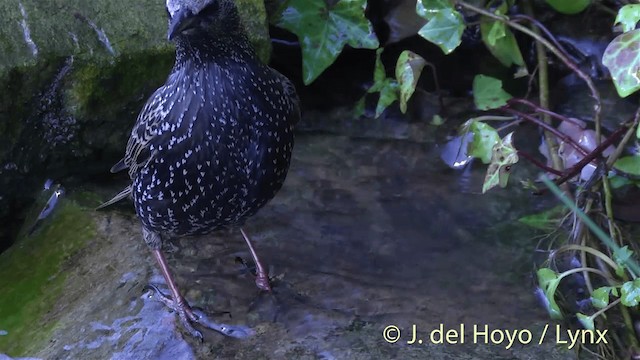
left=239, top=228, right=271, bottom=292
left=151, top=249, right=203, bottom=338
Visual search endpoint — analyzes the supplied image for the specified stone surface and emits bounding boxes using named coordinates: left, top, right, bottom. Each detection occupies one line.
left=0, top=126, right=574, bottom=359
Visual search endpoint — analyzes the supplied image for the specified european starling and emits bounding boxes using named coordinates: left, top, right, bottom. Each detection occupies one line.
left=101, top=0, right=299, bottom=338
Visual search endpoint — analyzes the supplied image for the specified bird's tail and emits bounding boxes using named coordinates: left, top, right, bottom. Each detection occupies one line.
left=96, top=186, right=132, bottom=210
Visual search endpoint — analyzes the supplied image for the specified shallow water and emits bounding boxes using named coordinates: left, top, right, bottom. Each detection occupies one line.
left=6, top=129, right=573, bottom=359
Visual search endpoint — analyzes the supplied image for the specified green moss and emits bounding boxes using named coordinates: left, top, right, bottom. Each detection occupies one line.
left=66, top=48, right=174, bottom=120
left=0, top=200, right=95, bottom=356
left=236, top=0, right=272, bottom=63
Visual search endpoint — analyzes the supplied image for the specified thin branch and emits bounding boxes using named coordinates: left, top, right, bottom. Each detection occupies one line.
left=501, top=108, right=589, bottom=156
left=508, top=98, right=585, bottom=127
left=552, top=125, right=628, bottom=187
left=518, top=150, right=563, bottom=176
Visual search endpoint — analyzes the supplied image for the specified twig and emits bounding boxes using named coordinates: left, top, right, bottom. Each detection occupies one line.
left=518, top=150, right=563, bottom=176
left=508, top=98, right=584, bottom=127
left=501, top=108, right=589, bottom=156
left=552, top=125, right=628, bottom=187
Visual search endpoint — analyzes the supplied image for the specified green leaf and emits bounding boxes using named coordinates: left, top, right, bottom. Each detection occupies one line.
left=417, top=6, right=465, bottom=54
left=612, top=287, right=620, bottom=297
left=537, top=268, right=559, bottom=290
left=602, top=29, right=640, bottom=98
left=621, top=279, right=640, bottom=306
left=614, top=245, right=634, bottom=277
left=480, top=22, right=525, bottom=68
left=537, top=268, right=563, bottom=319
left=609, top=174, right=634, bottom=189
left=376, top=81, right=399, bottom=117
left=591, top=287, right=613, bottom=309
left=482, top=132, right=518, bottom=193
left=276, top=0, right=379, bottom=84
left=479, top=4, right=526, bottom=68
left=576, top=313, right=595, bottom=331
left=615, top=4, right=640, bottom=33
left=415, top=0, right=453, bottom=20
left=395, top=50, right=427, bottom=113
left=545, top=0, right=590, bottom=15
left=370, top=48, right=387, bottom=92
left=486, top=19, right=505, bottom=46
left=613, top=155, right=640, bottom=176
left=614, top=245, right=633, bottom=265
left=473, top=75, right=513, bottom=110
left=367, top=48, right=399, bottom=118
left=518, top=206, right=566, bottom=230
left=463, top=120, right=500, bottom=164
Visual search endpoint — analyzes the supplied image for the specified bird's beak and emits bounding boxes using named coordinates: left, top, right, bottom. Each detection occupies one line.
left=167, top=7, right=193, bottom=41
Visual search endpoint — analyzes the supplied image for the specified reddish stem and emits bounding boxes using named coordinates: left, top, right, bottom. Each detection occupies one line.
left=502, top=108, right=589, bottom=157
left=552, top=125, right=628, bottom=187
left=508, top=98, right=584, bottom=127
left=518, top=150, right=563, bottom=176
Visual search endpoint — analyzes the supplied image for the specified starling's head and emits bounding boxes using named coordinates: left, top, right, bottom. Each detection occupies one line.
left=166, top=0, right=240, bottom=41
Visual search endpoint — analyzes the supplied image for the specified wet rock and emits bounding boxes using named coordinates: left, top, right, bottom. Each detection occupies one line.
left=1, top=132, right=573, bottom=359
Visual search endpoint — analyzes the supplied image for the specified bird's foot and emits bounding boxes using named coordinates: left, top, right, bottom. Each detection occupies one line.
left=144, top=284, right=254, bottom=339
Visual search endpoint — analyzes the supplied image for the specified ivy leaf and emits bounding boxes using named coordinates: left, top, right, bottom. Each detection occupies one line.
left=613, top=155, right=640, bottom=176
left=609, top=175, right=634, bottom=189
left=537, top=268, right=563, bottom=319
left=602, top=29, right=640, bottom=98
left=376, top=82, right=399, bottom=117
left=486, top=19, right=505, bottom=46
left=480, top=4, right=525, bottom=68
left=416, top=1, right=465, bottom=54
left=621, top=279, right=640, bottom=306
left=463, top=120, right=500, bottom=164
left=615, top=4, right=640, bottom=32
left=518, top=206, right=565, bottom=230
left=614, top=245, right=634, bottom=277
left=591, top=287, right=614, bottom=309
left=367, top=48, right=399, bottom=118
left=537, top=268, right=558, bottom=290
left=482, top=132, right=519, bottom=193
left=415, top=0, right=451, bottom=18
left=473, top=75, right=513, bottom=110
left=276, top=0, right=379, bottom=84
left=370, top=48, right=387, bottom=92
left=576, top=313, right=595, bottom=331
left=545, top=0, right=590, bottom=15
left=395, top=50, right=427, bottom=113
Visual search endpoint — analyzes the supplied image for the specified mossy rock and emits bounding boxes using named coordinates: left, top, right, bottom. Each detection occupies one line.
left=0, top=0, right=271, bottom=253
left=0, top=199, right=95, bottom=356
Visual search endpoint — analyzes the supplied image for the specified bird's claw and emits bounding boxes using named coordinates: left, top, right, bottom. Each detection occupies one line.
left=143, top=283, right=254, bottom=339
left=144, top=284, right=203, bottom=339
left=191, top=308, right=255, bottom=339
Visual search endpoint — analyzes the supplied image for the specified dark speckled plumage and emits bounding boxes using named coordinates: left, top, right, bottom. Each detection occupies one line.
left=102, top=0, right=299, bottom=338
left=121, top=1, right=298, bottom=238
